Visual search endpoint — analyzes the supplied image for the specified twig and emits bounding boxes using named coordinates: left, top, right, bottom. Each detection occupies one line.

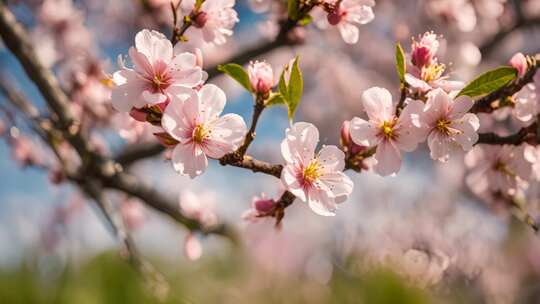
left=0, top=3, right=237, bottom=241
left=476, top=123, right=538, bottom=146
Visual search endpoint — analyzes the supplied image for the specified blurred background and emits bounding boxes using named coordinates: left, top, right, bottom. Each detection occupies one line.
left=1, top=0, right=540, bottom=303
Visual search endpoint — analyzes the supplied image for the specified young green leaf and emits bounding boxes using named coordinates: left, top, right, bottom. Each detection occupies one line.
left=298, top=14, right=313, bottom=26
left=286, top=57, right=303, bottom=120
left=278, top=69, right=288, bottom=98
left=457, top=66, right=517, bottom=98
left=395, top=43, right=406, bottom=85
left=287, top=0, right=299, bottom=20
left=265, top=93, right=286, bottom=106
left=217, top=63, right=253, bottom=92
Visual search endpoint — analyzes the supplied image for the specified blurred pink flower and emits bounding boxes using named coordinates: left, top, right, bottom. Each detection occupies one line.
left=524, top=145, right=540, bottom=182
left=325, top=0, right=375, bottom=44
left=120, top=199, right=146, bottom=231
left=248, top=61, right=273, bottom=95
left=242, top=193, right=276, bottom=222
left=466, top=144, right=533, bottom=195
left=183, top=0, right=239, bottom=45
left=281, top=122, right=353, bottom=216
left=418, top=89, right=479, bottom=162
left=179, top=189, right=218, bottom=228
left=161, top=85, right=247, bottom=178
left=513, top=83, right=538, bottom=125
left=183, top=233, right=202, bottom=261
left=111, top=29, right=203, bottom=112
left=350, top=87, right=425, bottom=176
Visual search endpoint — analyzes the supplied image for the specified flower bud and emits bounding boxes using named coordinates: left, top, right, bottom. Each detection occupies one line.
left=120, top=200, right=145, bottom=230
left=340, top=120, right=366, bottom=155
left=183, top=233, right=202, bottom=261
left=411, top=32, right=439, bottom=68
left=193, top=12, right=208, bottom=28
left=509, top=52, right=527, bottom=77
left=327, top=9, right=343, bottom=26
left=248, top=61, right=273, bottom=95
left=254, top=198, right=275, bottom=214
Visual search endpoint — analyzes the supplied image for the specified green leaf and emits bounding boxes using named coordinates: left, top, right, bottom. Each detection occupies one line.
left=298, top=14, right=313, bottom=26
left=265, top=93, right=286, bottom=106
left=195, top=0, right=204, bottom=9
left=286, top=56, right=303, bottom=120
left=217, top=63, right=252, bottom=92
left=457, top=66, right=517, bottom=98
left=287, top=0, right=299, bottom=21
left=395, top=43, right=406, bottom=85
left=278, top=69, right=288, bottom=98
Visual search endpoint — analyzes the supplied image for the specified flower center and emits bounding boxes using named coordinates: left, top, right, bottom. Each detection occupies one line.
left=435, top=118, right=451, bottom=135
left=192, top=124, right=209, bottom=144
left=152, top=73, right=168, bottom=92
left=494, top=161, right=516, bottom=177
left=380, top=120, right=396, bottom=140
left=421, top=63, right=445, bottom=83
left=303, top=160, right=322, bottom=184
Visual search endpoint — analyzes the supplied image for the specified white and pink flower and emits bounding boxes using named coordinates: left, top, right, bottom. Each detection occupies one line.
left=280, top=122, right=353, bottom=216
left=350, top=87, right=425, bottom=176
left=248, top=61, right=274, bottom=95
left=466, top=144, right=533, bottom=195
left=242, top=193, right=276, bottom=222
left=418, top=89, right=480, bottom=162
left=111, top=29, right=203, bottom=112
left=161, top=84, right=247, bottom=178
left=183, top=0, right=239, bottom=45
left=325, top=0, right=375, bottom=44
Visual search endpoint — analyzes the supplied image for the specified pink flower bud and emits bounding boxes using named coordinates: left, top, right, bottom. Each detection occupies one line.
left=411, top=32, right=439, bottom=68
left=340, top=120, right=366, bottom=155
left=509, top=52, right=528, bottom=77
left=193, top=12, right=208, bottom=28
left=121, top=200, right=145, bottom=230
left=254, top=198, right=275, bottom=213
left=248, top=61, right=273, bottom=95
left=129, top=108, right=147, bottom=122
left=183, top=233, right=202, bottom=261
left=327, top=10, right=343, bottom=26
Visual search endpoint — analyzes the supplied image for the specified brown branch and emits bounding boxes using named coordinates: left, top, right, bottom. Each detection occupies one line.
left=0, top=3, right=237, bottom=242
left=470, top=55, right=540, bottom=114
left=476, top=123, right=538, bottom=146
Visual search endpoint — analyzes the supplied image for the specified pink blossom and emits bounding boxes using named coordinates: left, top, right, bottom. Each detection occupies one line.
left=120, top=199, right=146, bottom=231
left=247, top=61, right=273, bottom=95
left=111, top=29, right=203, bottom=112
left=183, top=233, right=202, bottom=261
left=350, top=87, right=425, bottom=176
left=466, top=144, right=533, bottom=195
left=513, top=83, right=538, bottom=125
left=161, top=85, right=247, bottom=178
left=179, top=189, right=218, bottom=227
left=242, top=193, right=276, bottom=222
left=280, top=122, right=353, bottom=216
left=509, top=52, right=528, bottom=78
left=524, top=145, right=540, bottom=181
left=418, top=89, right=480, bottom=162
left=183, top=0, right=239, bottom=45
left=325, top=0, right=375, bottom=44
left=340, top=120, right=367, bottom=155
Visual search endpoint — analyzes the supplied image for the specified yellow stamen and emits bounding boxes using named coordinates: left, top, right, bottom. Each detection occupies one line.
left=381, top=120, right=396, bottom=140
left=435, top=118, right=451, bottom=135
left=494, top=161, right=516, bottom=177
left=193, top=124, right=208, bottom=144
left=303, top=160, right=322, bottom=183
left=421, top=63, right=445, bottom=83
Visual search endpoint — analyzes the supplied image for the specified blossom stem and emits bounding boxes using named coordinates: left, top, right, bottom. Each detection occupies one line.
left=477, top=123, right=538, bottom=146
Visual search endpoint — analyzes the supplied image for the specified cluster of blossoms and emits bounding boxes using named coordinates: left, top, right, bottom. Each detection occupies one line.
left=405, top=32, right=464, bottom=94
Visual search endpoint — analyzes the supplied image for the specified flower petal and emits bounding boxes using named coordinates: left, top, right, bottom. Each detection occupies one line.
left=350, top=117, right=378, bottom=147
left=171, top=143, right=208, bottom=178
left=318, top=145, right=346, bottom=172
left=362, top=87, right=394, bottom=122
left=374, top=140, right=401, bottom=176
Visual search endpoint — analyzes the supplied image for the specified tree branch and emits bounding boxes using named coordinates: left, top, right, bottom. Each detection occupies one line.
left=477, top=123, right=538, bottom=146
left=470, top=55, right=540, bottom=114
left=0, top=3, right=237, bottom=242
